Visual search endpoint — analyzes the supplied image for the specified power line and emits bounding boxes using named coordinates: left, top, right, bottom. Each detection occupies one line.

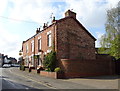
left=0, top=15, right=38, bottom=23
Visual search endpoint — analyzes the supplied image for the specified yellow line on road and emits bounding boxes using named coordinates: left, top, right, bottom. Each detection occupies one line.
left=9, top=68, right=56, bottom=89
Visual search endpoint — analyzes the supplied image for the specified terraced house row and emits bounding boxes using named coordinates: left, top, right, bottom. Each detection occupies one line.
left=22, top=10, right=115, bottom=78
left=22, top=10, right=96, bottom=69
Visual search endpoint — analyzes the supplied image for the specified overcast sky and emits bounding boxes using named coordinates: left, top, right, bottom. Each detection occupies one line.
left=0, top=0, right=119, bottom=59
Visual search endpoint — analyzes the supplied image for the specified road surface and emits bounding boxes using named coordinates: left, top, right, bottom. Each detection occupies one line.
left=0, top=67, right=119, bottom=91
left=0, top=67, right=50, bottom=90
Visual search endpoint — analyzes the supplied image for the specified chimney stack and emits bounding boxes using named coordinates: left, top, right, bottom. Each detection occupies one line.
left=65, top=10, right=76, bottom=19
left=36, top=28, right=40, bottom=34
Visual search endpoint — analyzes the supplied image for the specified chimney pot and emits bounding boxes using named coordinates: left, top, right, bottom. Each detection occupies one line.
left=43, top=23, right=47, bottom=29
left=53, top=16, right=55, bottom=21
left=52, top=16, right=56, bottom=23
left=39, top=28, right=40, bottom=31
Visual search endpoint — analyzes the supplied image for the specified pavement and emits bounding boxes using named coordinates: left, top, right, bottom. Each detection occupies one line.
left=63, top=76, right=119, bottom=89
left=10, top=67, right=95, bottom=89
left=10, top=67, right=119, bottom=89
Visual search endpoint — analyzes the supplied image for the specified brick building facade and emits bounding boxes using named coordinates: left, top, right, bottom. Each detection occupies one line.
left=22, top=10, right=96, bottom=69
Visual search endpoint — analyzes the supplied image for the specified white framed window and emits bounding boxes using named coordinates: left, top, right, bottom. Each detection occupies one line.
left=47, top=34, right=51, bottom=47
left=47, top=31, right=52, bottom=47
left=26, top=44, right=28, bottom=53
left=38, top=37, right=42, bottom=50
left=31, top=41, right=34, bottom=52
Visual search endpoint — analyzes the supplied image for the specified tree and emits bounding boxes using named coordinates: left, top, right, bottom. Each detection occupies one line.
left=99, top=1, right=120, bottom=59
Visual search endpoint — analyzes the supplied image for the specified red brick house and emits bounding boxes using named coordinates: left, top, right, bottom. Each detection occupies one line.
left=22, top=10, right=115, bottom=78
left=22, top=10, right=96, bottom=68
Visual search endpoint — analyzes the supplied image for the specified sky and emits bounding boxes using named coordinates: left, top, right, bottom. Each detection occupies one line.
left=0, top=0, right=119, bottom=59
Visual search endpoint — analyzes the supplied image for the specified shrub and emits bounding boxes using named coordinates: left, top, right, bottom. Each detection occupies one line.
left=45, top=68, right=51, bottom=72
left=20, top=65, right=25, bottom=71
left=54, top=67, right=61, bottom=73
left=43, top=51, right=56, bottom=72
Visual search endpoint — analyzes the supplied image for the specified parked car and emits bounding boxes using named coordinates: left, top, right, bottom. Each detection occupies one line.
left=2, top=64, right=11, bottom=68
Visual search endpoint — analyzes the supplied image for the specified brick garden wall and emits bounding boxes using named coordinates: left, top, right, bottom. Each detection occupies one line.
left=40, top=71, right=57, bottom=78
left=60, top=58, right=115, bottom=78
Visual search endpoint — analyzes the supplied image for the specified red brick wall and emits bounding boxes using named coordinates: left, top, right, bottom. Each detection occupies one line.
left=60, top=59, right=115, bottom=78
left=56, top=17, right=96, bottom=60
left=40, top=71, right=57, bottom=78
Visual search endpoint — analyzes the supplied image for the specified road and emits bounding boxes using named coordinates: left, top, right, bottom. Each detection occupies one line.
left=0, top=67, right=50, bottom=90
left=0, top=67, right=119, bottom=91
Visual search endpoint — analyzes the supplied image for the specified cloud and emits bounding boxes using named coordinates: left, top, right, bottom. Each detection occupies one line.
left=3, top=0, right=119, bottom=26
left=7, top=0, right=119, bottom=27
left=64, top=0, right=119, bottom=28
left=8, top=0, right=66, bottom=25
left=0, top=0, right=8, bottom=15
left=0, top=22, right=21, bottom=59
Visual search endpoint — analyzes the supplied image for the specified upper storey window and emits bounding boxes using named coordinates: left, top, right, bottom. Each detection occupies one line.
left=47, top=31, right=52, bottom=47
left=38, top=36, right=42, bottom=51
left=31, top=40, right=34, bottom=52
left=26, top=44, right=28, bottom=53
